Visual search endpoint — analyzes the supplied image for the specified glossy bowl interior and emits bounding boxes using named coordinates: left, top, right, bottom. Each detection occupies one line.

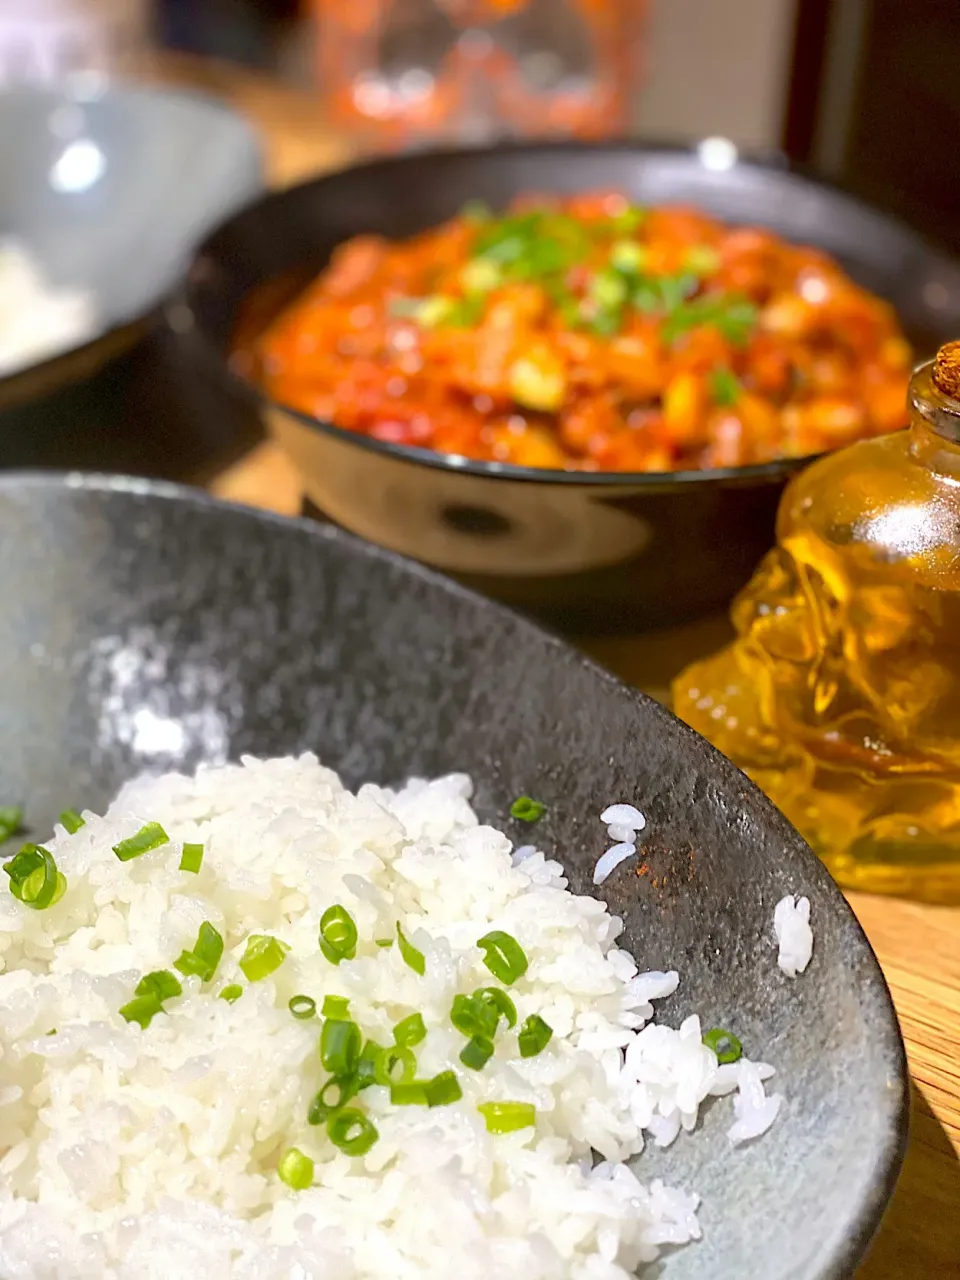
left=0, top=81, right=263, bottom=410
left=0, top=473, right=906, bottom=1279
left=183, top=142, right=960, bottom=632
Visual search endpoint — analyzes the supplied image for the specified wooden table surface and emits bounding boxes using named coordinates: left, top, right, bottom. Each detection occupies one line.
left=162, top=54, right=960, bottom=1277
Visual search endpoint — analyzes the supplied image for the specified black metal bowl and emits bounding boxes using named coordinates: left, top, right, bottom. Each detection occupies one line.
left=0, top=473, right=906, bottom=1279
left=181, top=140, right=960, bottom=633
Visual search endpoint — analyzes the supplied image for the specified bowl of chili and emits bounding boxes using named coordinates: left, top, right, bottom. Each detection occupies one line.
left=180, top=141, right=960, bottom=634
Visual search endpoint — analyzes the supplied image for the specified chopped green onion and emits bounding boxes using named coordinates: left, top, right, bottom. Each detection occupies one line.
left=461, top=257, right=502, bottom=295
left=608, top=205, right=647, bottom=234
left=179, top=843, right=204, bottom=874
left=322, top=995, right=350, bottom=1019
left=518, top=1014, right=553, bottom=1058
left=3, top=844, right=65, bottom=910
left=319, top=905, right=358, bottom=966
left=356, top=1039, right=383, bottom=1091
left=450, top=993, right=498, bottom=1040
left=308, top=1075, right=358, bottom=1124
left=710, top=366, right=741, bottom=407
left=375, top=938, right=394, bottom=949
left=289, top=994, right=317, bottom=1020
left=702, top=1027, right=743, bottom=1064
left=239, top=934, right=289, bottom=983
left=112, top=822, right=169, bottom=863
left=390, top=1080, right=430, bottom=1106
left=278, top=1147, right=314, bottom=1190
left=0, top=806, right=22, bottom=843
left=219, top=984, right=243, bottom=1004
left=174, top=921, right=224, bottom=983
left=59, top=809, right=85, bottom=834
left=510, top=796, right=546, bottom=822
left=393, top=1012, right=426, bottom=1047
left=610, top=239, right=648, bottom=275
left=684, top=244, right=721, bottom=277
left=414, top=294, right=456, bottom=329
left=476, top=931, right=528, bottom=986
left=475, top=987, right=517, bottom=1030
left=590, top=267, right=629, bottom=311
left=373, top=1045, right=416, bottom=1087
left=135, top=970, right=182, bottom=1003
left=396, top=921, right=425, bottom=976
left=327, top=1107, right=379, bottom=1156
left=119, top=994, right=164, bottom=1030
left=661, top=292, right=757, bottom=346
left=321, top=1018, right=362, bottom=1076
left=460, top=1035, right=495, bottom=1071
left=478, top=1101, right=536, bottom=1134
left=425, top=1070, right=462, bottom=1107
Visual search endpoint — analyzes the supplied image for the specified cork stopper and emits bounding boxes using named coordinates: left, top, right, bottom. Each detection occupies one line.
left=932, top=340, right=960, bottom=399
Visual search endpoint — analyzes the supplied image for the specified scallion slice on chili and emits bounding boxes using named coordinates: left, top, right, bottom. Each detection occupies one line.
left=373, top=1044, right=415, bottom=1087
left=321, top=1018, right=362, bottom=1076
left=393, top=1012, right=426, bottom=1047
left=289, top=994, right=317, bottom=1020
left=460, top=1035, right=494, bottom=1071
left=425, top=1070, right=462, bottom=1107
left=319, top=905, right=358, bottom=965
left=3, top=844, right=65, bottom=910
left=475, top=987, right=517, bottom=1030
left=218, top=984, right=243, bottom=1004
left=518, top=1014, right=553, bottom=1058
left=321, top=994, right=350, bottom=1019
left=478, top=1101, right=536, bottom=1134
left=0, top=806, right=22, bottom=843
left=278, top=1147, right=314, bottom=1190
left=59, top=809, right=85, bottom=835
left=396, top=921, right=425, bottom=975
left=476, top=931, right=528, bottom=986
left=702, top=1026, right=743, bottom=1065
left=174, top=921, right=224, bottom=983
left=135, top=970, right=182, bottom=1003
left=327, top=1107, right=378, bottom=1156
left=179, top=843, right=204, bottom=874
left=239, top=934, right=289, bottom=982
left=308, top=1075, right=358, bottom=1124
left=509, top=796, right=546, bottom=822
left=710, top=366, right=741, bottom=408
left=112, top=822, right=169, bottom=863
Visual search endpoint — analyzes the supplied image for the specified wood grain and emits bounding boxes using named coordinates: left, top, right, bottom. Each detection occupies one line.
left=159, top=54, right=960, bottom=1277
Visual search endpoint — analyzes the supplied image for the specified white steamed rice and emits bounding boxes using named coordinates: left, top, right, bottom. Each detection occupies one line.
left=774, top=895, right=813, bottom=978
left=0, top=756, right=788, bottom=1279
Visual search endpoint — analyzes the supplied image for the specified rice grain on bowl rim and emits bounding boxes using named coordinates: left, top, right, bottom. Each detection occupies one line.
left=0, top=755, right=792, bottom=1278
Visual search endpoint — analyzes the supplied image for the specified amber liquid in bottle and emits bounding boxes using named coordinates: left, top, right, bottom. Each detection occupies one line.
left=674, top=350, right=960, bottom=903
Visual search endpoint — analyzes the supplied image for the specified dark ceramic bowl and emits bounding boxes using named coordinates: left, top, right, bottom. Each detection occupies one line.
left=181, top=140, right=960, bottom=634
left=0, top=472, right=906, bottom=1278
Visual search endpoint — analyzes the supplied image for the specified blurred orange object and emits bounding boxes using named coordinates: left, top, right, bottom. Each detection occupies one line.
left=310, top=0, right=646, bottom=149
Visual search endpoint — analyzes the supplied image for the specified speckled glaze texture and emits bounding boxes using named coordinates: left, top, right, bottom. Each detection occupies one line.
left=0, top=474, right=907, bottom=1279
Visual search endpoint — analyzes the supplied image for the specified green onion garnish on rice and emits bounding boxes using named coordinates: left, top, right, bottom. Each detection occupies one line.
left=3, top=844, right=66, bottom=910
left=373, top=1045, right=415, bottom=1086
left=425, top=1070, right=462, bottom=1107
left=218, top=984, right=243, bottom=1004
left=375, top=938, right=394, bottom=948
left=112, top=822, right=169, bottom=863
left=476, top=931, right=528, bottom=985
left=321, top=994, right=350, bottom=1019
left=0, top=806, right=22, bottom=843
left=278, top=1147, right=314, bottom=1190
left=475, top=987, right=517, bottom=1030
left=321, top=1018, right=362, bottom=1076
left=289, top=994, right=317, bottom=1020
left=319, top=904, right=358, bottom=965
left=389, top=1080, right=430, bottom=1106
left=450, top=993, right=498, bottom=1040
left=308, top=1076, right=358, bottom=1124
left=478, top=1101, right=536, bottom=1134
left=702, top=1027, right=743, bottom=1065
left=174, top=922, right=224, bottom=983
left=327, top=1108, right=378, bottom=1155
left=59, top=809, right=85, bottom=834
left=239, top=934, right=289, bottom=983
left=119, top=994, right=164, bottom=1030
left=135, top=970, right=182, bottom=1003
left=393, top=1012, right=426, bottom=1046
left=510, top=796, right=546, bottom=822
left=355, top=1039, right=383, bottom=1091
left=178, top=843, right=204, bottom=874
left=396, top=921, right=425, bottom=975
left=518, top=1014, right=553, bottom=1058
left=460, top=1035, right=494, bottom=1071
